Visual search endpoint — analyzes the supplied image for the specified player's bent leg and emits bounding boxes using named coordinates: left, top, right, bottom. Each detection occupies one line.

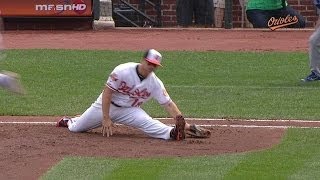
left=68, top=105, right=103, bottom=132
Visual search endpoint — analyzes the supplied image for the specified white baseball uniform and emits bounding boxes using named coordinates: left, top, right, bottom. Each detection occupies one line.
left=67, top=62, right=174, bottom=140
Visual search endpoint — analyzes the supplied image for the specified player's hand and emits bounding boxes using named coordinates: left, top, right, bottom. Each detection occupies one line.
left=102, top=117, right=113, bottom=137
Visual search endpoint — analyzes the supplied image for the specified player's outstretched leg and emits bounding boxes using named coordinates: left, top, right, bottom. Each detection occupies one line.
left=0, top=70, right=25, bottom=94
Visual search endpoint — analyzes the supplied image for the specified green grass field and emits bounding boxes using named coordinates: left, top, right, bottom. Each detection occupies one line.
left=1, top=49, right=320, bottom=179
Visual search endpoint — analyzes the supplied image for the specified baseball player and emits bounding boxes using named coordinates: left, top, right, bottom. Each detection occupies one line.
left=302, top=1, right=320, bottom=82
left=57, top=49, right=210, bottom=140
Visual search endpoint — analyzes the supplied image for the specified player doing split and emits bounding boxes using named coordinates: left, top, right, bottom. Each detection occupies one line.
left=57, top=49, right=210, bottom=140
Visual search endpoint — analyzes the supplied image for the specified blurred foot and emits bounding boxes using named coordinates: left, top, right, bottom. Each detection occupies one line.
left=0, top=71, right=26, bottom=95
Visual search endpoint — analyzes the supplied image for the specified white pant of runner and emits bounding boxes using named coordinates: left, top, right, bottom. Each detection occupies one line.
left=67, top=98, right=174, bottom=140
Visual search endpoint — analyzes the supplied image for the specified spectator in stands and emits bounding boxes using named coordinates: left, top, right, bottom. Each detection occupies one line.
left=246, top=0, right=305, bottom=28
left=176, top=0, right=213, bottom=27
left=213, top=0, right=225, bottom=28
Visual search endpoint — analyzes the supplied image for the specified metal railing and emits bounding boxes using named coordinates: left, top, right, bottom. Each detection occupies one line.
left=113, top=0, right=161, bottom=27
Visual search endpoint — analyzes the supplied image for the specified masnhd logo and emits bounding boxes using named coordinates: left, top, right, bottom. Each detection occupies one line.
left=35, top=0, right=87, bottom=15
left=268, top=15, right=299, bottom=31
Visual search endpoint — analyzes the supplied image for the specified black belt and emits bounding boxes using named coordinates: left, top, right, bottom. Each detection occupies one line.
left=111, top=101, right=122, bottom=107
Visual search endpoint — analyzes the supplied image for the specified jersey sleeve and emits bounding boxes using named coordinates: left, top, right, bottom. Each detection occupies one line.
left=106, top=68, right=122, bottom=91
left=153, top=77, right=171, bottom=105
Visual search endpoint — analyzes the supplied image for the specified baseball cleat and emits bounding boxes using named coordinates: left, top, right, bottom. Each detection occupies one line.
left=301, top=70, right=320, bottom=82
left=56, top=117, right=71, bottom=127
left=0, top=71, right=25, bottom=94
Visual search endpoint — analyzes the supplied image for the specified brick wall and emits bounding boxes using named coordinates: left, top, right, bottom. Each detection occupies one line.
left=289, top=0, right=318, bottom=27
left=118, top=0, right=318, bottom=28
left=161, top=0, right=177, bottom=26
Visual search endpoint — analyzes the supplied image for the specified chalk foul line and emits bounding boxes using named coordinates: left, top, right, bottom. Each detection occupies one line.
left=1, top=118, right=320, bottom=129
